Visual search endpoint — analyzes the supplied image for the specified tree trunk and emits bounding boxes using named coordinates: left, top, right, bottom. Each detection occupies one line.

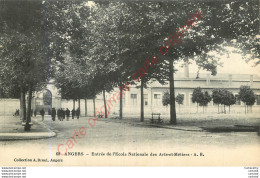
left=85, top=97, right=87, bottom=117
left=73, top=99, right=75, bottom=110
left=25, top=86, right=32, bottom=131
left=20, top=88, right=24, bottom=120
left=78, top=98, right=81, bottom=116
left=93, top=98, right=96, bottom=117
left=218, top=104, right=219, bottom=113
left=169, top=59, right=177, bottom=124
left=224, top=105, right=226, bottom=114
left=22, top=90, right=26, bottom=122
left=140, top=79, right=144, bottom=122
left=103, top=90, right=107, bottom=118
left=119, top=86, right=123, bottom=120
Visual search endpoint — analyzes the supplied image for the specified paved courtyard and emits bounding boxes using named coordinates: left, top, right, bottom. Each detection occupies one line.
left=0, top=114, right=259, bottom=166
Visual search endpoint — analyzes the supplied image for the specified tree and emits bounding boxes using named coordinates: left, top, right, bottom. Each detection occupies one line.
left=154, top=1, right=258, bottom=124
left=212, top=88, right=236, bottom=113
left=175, top=94, right=184, bottom=113
left=221, top=90, right=236, bottom=114
left=40, top=1, right=258, bottom=125
left=162, top=91, right=170, bottom=106
left=54, top=56, right=96, bottom=117
left=0, top=1, right=49, bottom=131
left=48, top=1, right=98, bottom=117
left=191, top=89, right=211, bottom=113
left=192, top=87, right=204, bottom=113
left=238, top=86, right=256, bottom=114
left=200, top=91, right=212, bottom=113
left=0, top=34, right=49, bottom=130
left=212, top=89, right=223, bottom=113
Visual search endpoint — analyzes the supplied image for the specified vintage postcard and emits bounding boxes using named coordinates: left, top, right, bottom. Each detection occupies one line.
left=0, top=0, right=259, bottom=167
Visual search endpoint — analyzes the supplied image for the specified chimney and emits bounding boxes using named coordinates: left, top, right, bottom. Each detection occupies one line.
left=184, top=61, right=189, bottom=78
left=250, top=75, right=253, bottom=87
left=206, top=74, right=210, bottom=85
left=228, top=74, right=232, bottom=86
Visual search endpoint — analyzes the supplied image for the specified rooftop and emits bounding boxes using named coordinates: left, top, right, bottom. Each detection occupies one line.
left=148, top=73, right=260, bottom=89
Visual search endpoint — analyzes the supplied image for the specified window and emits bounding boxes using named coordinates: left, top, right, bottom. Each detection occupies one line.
left=154, top=94, right=160, bottom=99
left=153, top=94, right=161, bottom=106
left=131, top=94, right=137, bottom=99
left=235, top=94, right=241, bottom=105
left=144, top=94, right=148, bottom=106
left=131, top=94, right=137, bottom=105
left=256, top=95, right=260, bottom=105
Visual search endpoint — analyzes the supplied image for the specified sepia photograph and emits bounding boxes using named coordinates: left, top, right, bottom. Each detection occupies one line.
left=0, top=0, right=259, bottom=167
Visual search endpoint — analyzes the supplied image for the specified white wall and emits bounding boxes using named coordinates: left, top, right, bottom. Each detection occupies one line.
left=0, top=99, right=20, bottom=116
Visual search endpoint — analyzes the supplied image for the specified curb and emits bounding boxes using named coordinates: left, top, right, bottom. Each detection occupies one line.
left=99, top=118, right=204, bottom=132
left=146, top=124, right=204, bottom=132
left=0, top=132, right=56, bottom=141
left=0, top=118, right=56, bottom=141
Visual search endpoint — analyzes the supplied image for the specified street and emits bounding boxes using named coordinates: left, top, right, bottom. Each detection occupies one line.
left=0, top=115, right=259, bottom=166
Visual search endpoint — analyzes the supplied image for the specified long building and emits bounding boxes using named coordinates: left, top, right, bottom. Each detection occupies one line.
left=1, top=70, right=260, bottom=116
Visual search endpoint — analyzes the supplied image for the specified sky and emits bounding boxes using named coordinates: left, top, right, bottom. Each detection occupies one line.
left=177, top=52, right=260, bottom=76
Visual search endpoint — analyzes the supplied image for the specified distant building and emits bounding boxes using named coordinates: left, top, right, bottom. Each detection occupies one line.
left=102, top=72, right=260, bottom=115
left=1, top=71, right=260, bottom=116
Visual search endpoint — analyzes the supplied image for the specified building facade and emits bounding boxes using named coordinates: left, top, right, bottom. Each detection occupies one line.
left=1, top=72, right=260, bottom=116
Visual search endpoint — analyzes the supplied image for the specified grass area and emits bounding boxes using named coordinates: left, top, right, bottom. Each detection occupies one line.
left=107, top=113, right=260, bottom=133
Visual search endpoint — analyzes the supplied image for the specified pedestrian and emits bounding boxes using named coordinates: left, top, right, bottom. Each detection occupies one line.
left=51, top=108, right=56, bottom=121
left=48, top=109, right=51, bottom=115
left=65, top=108, right=70, bottom=121
left=40, top=109, right=45, bottom=121
left=61, top=108, right=65, bottom=121
left=34, top=109, right=37, bottom=117
left=13, top=109, right=19, bottom=116
left=31, top=109, right=33, bottom=117
left=76, top=108, right=80, bottom=119
left=57, top=109, right=61, bottom=121
left=71, top=109, right=75, bottom=119
left=59, top=109, right=62, bottom=121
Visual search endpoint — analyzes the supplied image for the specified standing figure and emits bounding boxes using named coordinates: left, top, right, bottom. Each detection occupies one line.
left=61, top=108, right=65, bottom=121
left=40, top=109, right=45, bottom=121
left=65, top=108, right=70, bottom=121
left=34, top=109, right=37, bottom=117
left=57, top=109, right=61, bottom=121
left=76, top=108, right=80, bottom=119
left=59, top=109, right=61, bottom=121
left=71, top=109, right=75, bottom=119
left=51, top=108, right=56, bottom=121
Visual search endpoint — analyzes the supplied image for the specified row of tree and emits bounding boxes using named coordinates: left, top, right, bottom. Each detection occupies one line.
left=163, top=85, right=256, bottom=114
left=0, top=1, right=259, bottom=130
